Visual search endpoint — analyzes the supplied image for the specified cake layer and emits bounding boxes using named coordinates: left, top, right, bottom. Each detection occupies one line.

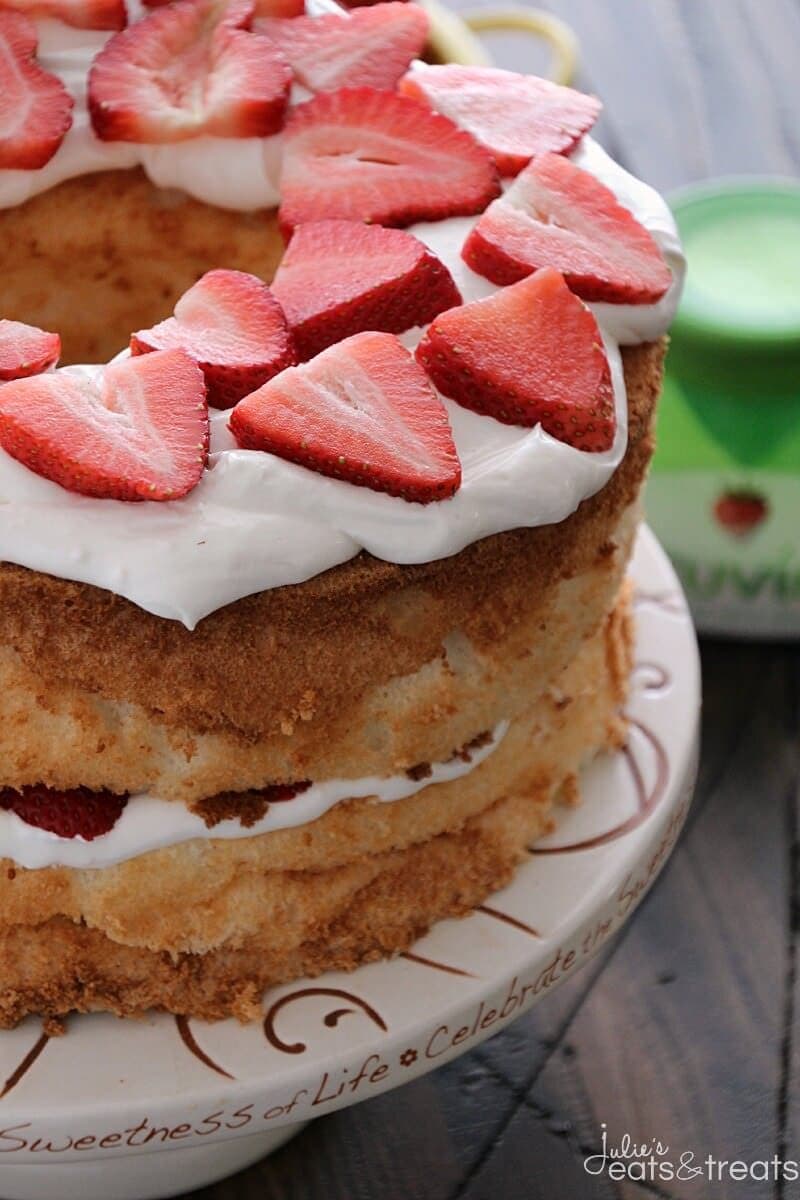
left=0, top=340, right=663, bottom=757
left=0, top=588, right=631, bottom=1027
left=0, top=506, right=637, bottom=806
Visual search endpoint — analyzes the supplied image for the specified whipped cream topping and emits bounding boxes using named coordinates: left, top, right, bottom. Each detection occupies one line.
left=0, top=7, right=686, bottom=625
left=0, top=721, right=508, bottom=870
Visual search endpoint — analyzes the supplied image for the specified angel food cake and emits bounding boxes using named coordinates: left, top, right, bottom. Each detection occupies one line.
left=0, top=0, right=685, bottom=1025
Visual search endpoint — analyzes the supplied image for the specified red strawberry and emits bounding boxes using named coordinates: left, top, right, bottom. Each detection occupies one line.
left=145, top=0, right=304, bottom=9
left=0, top=0, right=126, bottom=30
left=131, top=270, right=296, bottom=409
left=279, top=87, right=500, bottom=234
left=260, top=781, right=311, bottom=802
left=399, top=65, right=600, bottom=176
left=0, top=784, right=127, bottom=840
left=416, top=267, right=616, bottom=451
left=89, top=0, right=291, bottom=143
left=253, top=0, right=304, bottom=12
left=713, top=489, right=768, bottom=537
left=271, top=220, right=461, bottom=361
left=256, top=3, right=428, bottom=94
left=230, top=330, right=461, bottom=502
left=463, top=152, right=672, bottom=303
left=0, top=319, right=60, bottom=381
left=0, top=350, right=209, bottom=500
left=0, top=11, right=74, bottom=169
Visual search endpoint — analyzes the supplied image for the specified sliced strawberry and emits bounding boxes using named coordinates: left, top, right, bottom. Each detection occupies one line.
left=253, top=0, right=304, bottom=12
left=0, top=11, right=73, bottom=168
left=256, top=3, right=428, bottom=94
left=416, top=267, right=616, bottom=451
left=140, top=0, right=303, bottom=11
left=145, top=0, right=303, bottom=9
left=0, top=319, right=60, bottom=381
left=0, top=784, right=127, bottom=840
left=463, top=151, right=672, bottom=303
left=89, top=0, right=291, bottom=143
left=0, top=350, right=209, bottom=500
left=279, top=87, right=500, bottom=234
left=0, top=0, right=126, bottom=31
left=271, top=220, right=461, bottom=361
left=399, top=65, right=600, bottom=176
left=131, top=270, right=296, bottom=410
left=230, top=330, right=461, bottom=502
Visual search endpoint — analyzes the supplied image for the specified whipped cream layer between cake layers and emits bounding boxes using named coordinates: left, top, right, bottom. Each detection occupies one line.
left=0, top=721, right=508, bottom=870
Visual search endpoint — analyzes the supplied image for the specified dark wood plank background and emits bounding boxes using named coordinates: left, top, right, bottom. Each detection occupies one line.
left=197, top=3, right=800, bottom=1196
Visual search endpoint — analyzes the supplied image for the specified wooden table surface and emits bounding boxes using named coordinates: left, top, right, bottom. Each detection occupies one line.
left=199, top=3, right=800, bottom=1197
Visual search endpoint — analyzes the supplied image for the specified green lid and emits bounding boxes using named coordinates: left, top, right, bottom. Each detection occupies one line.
left=667, top=177, right=800, bottom=393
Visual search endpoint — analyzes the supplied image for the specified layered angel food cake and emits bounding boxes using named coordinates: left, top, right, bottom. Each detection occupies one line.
left=0, top=0, right=685, bottom=1026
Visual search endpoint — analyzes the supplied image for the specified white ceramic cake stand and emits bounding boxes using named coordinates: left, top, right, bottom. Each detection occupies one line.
left=0, top=526, right=700, bottom=1200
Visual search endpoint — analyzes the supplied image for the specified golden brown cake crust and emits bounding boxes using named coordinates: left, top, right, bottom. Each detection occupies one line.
left=0, top=794, right=553, bottom=1029
left=0, top=593, right=632, bottom=958
left=0, top=592, right=633, bottom=1028
left=0, top=503, right=637, bottom=801
left=0, top=340, right=665, bottom=743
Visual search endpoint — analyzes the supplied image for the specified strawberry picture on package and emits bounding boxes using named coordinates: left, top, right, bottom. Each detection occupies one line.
left=713, top=489, right=769, bottom=538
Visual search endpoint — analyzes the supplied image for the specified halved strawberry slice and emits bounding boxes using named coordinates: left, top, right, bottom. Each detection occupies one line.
left=89, top=0, right=291, bottom=143
left=0, top=0, right=126, bottom=31
left=0, top=319, right=60, bottom=380
left=279, top=87, right=500, bottom=234
left=0, top=784, right=128, bottom=840
left=271, top=220, right=461, bottom=361
left=463, top=151, right=672, bottom=303
left=399, top=64, right=600, bottom=176
left=253, top=0, right=304, bottom=13
left=0, top=11, right=73, bottom=168
left=141, top=0, right=303, bottom=8
left=416, top=267, right=616, bottom=451
left=230, top=330, right=461, bottom=502
left=0, top=350, right=209, bottom=500
left=256, top=2, right=428, bottom=94
left=131, top=270, right=296, bottom=409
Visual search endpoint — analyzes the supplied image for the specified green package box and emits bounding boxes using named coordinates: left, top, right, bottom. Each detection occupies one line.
left=646, top=178, right=800, bottom=638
